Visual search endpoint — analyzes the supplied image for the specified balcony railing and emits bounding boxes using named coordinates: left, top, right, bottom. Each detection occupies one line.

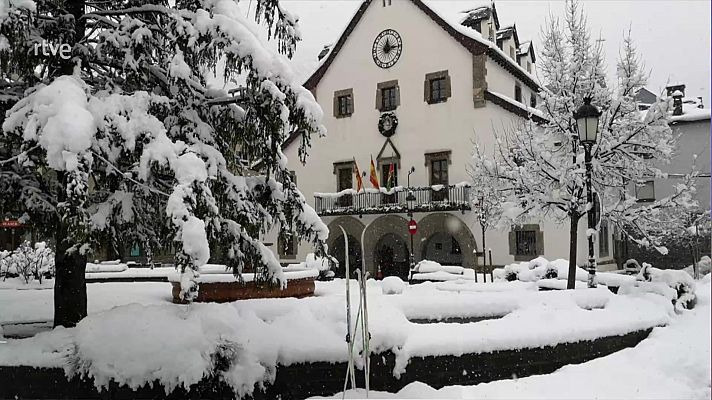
left=314, top=184, right=471, bottom=216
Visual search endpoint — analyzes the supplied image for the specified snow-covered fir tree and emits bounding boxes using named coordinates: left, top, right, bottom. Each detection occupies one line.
left=470, top=1, right=699, bottom=289
left=0, top=0, right=328, bottom=326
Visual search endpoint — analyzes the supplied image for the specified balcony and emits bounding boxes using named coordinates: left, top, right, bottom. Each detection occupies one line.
left=314, top=184, right=471, bottom=217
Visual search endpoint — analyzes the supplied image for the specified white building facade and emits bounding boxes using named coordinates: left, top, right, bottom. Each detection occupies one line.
left=269, top=0, right=616, bottom=277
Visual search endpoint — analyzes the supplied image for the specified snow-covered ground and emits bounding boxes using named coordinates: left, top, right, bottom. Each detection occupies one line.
left=321, top=277, right=712, bottom=400
left=0, top=276, right=680, bottom=397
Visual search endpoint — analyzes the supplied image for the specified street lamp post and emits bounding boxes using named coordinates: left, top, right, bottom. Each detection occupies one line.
left=574, top=97, right=602, bottom=289
left=406, top=167, right=416, bottom=274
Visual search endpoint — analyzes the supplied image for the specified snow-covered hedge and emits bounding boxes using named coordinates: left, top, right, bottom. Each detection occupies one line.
left=382, top=276, right=405, bottom=295
left=683, top=256, right=711, bottom=278
left=411, top=260, right=475, bottom=282
left=636, top=263, right=696, bottom=311
left=85, top=261, right=128, bottom=273
left=494, top=257, right=637, bottom=289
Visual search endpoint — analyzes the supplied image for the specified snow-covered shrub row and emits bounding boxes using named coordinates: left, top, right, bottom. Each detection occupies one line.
left=411, top=260, right=475, bottom=282
left=636, top=263, right=696, bottom=311
left=0, top=241, right=54, bottom=284
left=285, top=253, right=336, bottom=280
left=494, top=257, right=584, bottom=283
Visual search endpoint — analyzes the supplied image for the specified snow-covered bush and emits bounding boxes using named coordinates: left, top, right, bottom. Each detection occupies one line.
left=498, top=258, right=566, bottom=282
left=637, top=263, right=696, bottom=311
left=382, top=276, right=405, bottom=295
left=625, top=259, right=641, bottom=275
left=0, top=250, right=13, bottom=279
left=4, top=241, right=55, bottom=284
left=684, top=255, right=711, bottom=278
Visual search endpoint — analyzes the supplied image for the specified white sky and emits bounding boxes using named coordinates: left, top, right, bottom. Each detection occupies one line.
left=280, top=0, right=711, bottom=105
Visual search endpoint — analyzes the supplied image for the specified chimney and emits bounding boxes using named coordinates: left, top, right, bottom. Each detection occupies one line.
left=672, top=90, right=683, bottom=116
left=665, top=84, right=686, bottom=98
left=317, top=44, right=332, bottom=61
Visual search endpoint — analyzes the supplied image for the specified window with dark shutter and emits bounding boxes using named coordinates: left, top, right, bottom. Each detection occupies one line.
left=424, top=70, right=451, bottom=104
left=515, top=84, right=522, bottom=103
left=530, top=94, right=537, bottom=108
left=636, top=180, right=655, bottom=202
left=430, top=158, right=449, bottom=201
left=515, top=230, right=537, bottom=256
left=508, top=224, right=543, bottom=261
left=376, top=80, right=399, bottom=111
left=333, top=88, right=354, bottom=118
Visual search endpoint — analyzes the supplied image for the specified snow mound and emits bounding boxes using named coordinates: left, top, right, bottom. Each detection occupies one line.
left=85, top=262, right=128, bottom=273
left=381, top=276, right=405, bottom=295
left=411, top=260, right=474, bottom=282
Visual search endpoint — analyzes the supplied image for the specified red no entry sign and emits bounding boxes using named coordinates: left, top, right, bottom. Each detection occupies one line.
left=408, top=219, right=417, bottom=235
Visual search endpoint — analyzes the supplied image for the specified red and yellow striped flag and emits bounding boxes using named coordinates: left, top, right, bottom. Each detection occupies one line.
left=369, top=156, right=380, bottom=189
left=353, top=158, right=364, bottom=192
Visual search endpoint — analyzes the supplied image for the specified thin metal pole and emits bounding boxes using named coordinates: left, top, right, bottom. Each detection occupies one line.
left=585, top=143, right=597, bottom=288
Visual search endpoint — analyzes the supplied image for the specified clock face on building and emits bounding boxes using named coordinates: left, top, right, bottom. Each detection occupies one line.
left=372, top=29, right=402, bottom=69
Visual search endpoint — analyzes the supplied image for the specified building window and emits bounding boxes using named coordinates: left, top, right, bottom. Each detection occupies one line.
left=515, top=84, right=522, bottom=103
left=333, top=88, right=354, bottom=118
left=527, top=61, right=532, bottom=73
left=636, top=180, right=655, bottom=202
left=381, top=162, right=398, bottom=203
left=530, top=94, right=537, bottom=108
left=382, top=86, right=397, bottom=111
left=334, top=162, right=354, bottom=207
left=278, top=232, right=297, bottom=259
left=515, top=230, right=537, bottom=256
left=424, top=70, right=451, bottom=104
left=599, top=220, right=610, bottom=257
left=430, top=158, right=449, bottom=202
left=376, top=80, right=399, bottom=112
left=509, top=224, right=543, bottom=261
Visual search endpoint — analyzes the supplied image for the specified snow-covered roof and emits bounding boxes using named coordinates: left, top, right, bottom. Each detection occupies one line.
left=304, top=0, right=539, bottom=92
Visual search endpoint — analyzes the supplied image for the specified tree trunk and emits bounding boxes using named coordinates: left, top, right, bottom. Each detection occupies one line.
left=52, top=0, right=88, bottom=329
left=53, top=220, right=87, bottom=328
left=567, top=214, right=580, bottom=290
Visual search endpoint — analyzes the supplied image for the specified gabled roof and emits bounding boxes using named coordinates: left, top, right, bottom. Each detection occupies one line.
left=303, top=0, right=538, bottom=93
left=517, top=40, right=535, bottom=63
left=496, top=25, right=519, bottom=48
left=460, top=1, right=500, bottom=31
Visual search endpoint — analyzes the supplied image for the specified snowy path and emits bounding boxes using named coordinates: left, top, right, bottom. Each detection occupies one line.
left=319, top=279, right=712, bottom=400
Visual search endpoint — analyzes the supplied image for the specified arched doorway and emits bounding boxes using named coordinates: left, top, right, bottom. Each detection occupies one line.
left=374, top=233, right=409, bottom=279
left=362, top=215, right=410, bottom=276
left=422, top=232, right=463, bottom=266
left=326, top=216, right=365, bottom=279
left=331, top=234, right=362, bottom=279
left=416, top=213, right=477, bottom=269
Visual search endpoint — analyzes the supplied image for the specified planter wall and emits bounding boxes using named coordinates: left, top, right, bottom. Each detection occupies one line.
left=171, top=277, right=315, bottom=304
left=0, top=328, right=653, bottom=399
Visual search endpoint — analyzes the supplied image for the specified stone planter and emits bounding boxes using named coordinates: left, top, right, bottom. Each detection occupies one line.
left=170, top=272, right=317, bottom=304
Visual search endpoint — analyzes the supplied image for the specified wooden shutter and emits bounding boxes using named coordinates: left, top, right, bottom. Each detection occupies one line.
left=395, top=85, right=401, bottom=107
left=535, top=230, right=544, bottom=255
left=333, top=94, right=339, bottom=117
left=424, top=78, right=430, bottom=103
left=508, top=230, right=516, bottom=255
left=444, top=74, right=452, bottom=99
left=375, top=87, right=382, bottom=111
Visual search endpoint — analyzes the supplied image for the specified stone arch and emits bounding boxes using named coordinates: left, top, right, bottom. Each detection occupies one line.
left=363, top=214, right=410, bottom=276
left=326, top=217, right=365, bottom=278
left=415, top=213, right=477, bottom=269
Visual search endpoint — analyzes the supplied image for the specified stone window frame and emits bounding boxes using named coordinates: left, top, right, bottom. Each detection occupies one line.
left=508, top=224, right=544, bottom=261
left=333, top=88, right=354, bottom=118
left=424, top=150, right=452, bottom=179
left=376, top=80, right=400, bottom=112
left=333, top=161, right=355, bottom=190
left=424, top=70, right=452, bottom=104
